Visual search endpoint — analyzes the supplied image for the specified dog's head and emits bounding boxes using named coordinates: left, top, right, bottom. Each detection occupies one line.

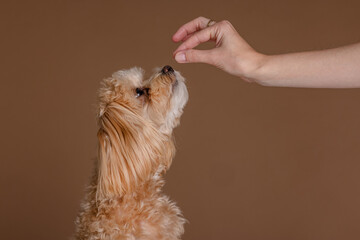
left=96, top=66, right=188, bottom=198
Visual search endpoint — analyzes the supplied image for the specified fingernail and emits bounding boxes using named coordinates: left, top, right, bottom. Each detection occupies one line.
left=175, top=52, right=186, bottom=63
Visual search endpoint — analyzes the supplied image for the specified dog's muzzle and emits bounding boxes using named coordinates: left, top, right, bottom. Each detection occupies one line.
left=161, top=65, right=177, bottom=87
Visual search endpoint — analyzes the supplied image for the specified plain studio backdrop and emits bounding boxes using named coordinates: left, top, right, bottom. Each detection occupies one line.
left=1, top=1, right=360, bottom=239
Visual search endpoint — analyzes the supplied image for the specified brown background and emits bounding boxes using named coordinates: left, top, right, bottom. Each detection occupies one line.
left=1, top=0, right=360, bottom=239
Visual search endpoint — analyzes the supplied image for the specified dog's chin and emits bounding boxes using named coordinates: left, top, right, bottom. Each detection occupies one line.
left=158, top=71, right=188, bottom=135
left=172, top=70, right=188, bottom=107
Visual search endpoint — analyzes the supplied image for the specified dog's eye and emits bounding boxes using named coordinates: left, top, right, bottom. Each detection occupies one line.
left=135, top=88, right=144, bottom=98
left=135, top=88, right=149, bottom=98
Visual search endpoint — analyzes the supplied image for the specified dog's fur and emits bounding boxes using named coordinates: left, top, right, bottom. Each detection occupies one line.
left=75, top=66, right=188, bottom=240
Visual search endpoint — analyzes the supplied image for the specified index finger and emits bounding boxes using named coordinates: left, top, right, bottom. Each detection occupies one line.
left=172, top=16, right=211, bottom=42
left=173, top=23, right=219, bottom=56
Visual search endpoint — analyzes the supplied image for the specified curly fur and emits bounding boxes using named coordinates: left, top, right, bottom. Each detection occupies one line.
left=74, top=66, right=188, bottom=240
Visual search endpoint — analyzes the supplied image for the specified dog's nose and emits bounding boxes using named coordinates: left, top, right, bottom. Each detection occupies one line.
left=161, top=65, right=174, bottom=74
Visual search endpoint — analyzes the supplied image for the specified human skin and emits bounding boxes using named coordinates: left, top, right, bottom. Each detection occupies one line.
left=172, top=17, right=360, bottom=88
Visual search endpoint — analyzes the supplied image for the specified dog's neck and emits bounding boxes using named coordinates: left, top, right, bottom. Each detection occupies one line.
left=91, top=164, right=167, bottom=203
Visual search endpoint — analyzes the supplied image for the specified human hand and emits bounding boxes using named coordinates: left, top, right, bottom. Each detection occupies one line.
left=172, top=17, right=266, bottom=82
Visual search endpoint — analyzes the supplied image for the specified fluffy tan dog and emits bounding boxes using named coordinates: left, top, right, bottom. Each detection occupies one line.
left=75, top=66, right=188, bottom=240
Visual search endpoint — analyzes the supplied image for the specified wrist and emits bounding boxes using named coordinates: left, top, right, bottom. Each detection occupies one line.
left=237, top=52, right=271, bottom=85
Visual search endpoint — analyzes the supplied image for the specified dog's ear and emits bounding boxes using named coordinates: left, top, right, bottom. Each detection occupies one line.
left=96, top=103, right=174, bottom=199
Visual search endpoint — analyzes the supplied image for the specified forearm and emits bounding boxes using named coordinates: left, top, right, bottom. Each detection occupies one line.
left=250, top=43, right=360, bottom=88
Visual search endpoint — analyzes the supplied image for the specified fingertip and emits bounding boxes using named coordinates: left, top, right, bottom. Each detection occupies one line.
left=172, top=48, right=181, bottom=58
left=172, top=34, right=180, bottom=42
left=172, top=50, right=181, bottom=59
left=173, top=45, right=186, bottom=57
left=174, top=51, right=187, bottom=63
left=173, top=28, right=188, bottom=42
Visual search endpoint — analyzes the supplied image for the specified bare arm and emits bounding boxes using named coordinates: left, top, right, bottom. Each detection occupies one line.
left=172, top=17, right=360, bottom=88
left=253, top=44, right=360, bottom=88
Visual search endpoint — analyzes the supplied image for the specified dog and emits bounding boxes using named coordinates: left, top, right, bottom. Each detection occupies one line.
left=75, top=65, right=188, bottom=240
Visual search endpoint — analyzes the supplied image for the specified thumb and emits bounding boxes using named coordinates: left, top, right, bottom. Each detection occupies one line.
left=174, top=49, right=216, bottom=65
